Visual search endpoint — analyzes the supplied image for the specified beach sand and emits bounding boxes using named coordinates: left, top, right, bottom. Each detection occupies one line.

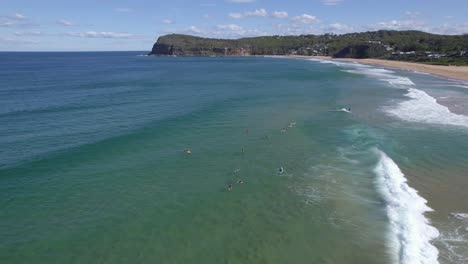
left=287, top=55, right=468, bottom=82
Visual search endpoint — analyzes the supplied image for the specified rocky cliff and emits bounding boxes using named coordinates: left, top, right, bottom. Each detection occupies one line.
left=149, top=34, right=250, bottom=56
left=148, top=32, right=468, bottom=65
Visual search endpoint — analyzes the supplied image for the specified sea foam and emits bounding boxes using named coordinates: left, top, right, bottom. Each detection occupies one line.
left=450, top=213, right=468, bottom=220
left=385, top=88, right=468, bottom=128
left=343, top=68, right=415, bottom=86
left=374, top=149, right=440, bottom=264
left=312, top=59, right=468, bottom=128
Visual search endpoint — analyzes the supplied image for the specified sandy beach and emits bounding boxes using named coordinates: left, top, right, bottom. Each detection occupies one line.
left=287, top=55, right=468, bottom=82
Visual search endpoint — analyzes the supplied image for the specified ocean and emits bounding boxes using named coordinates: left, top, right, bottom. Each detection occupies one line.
left=1, top=52, right=467, bottom=264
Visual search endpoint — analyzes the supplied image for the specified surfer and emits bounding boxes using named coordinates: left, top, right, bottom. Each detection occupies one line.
left=237, top=179, right=244, bottom=184
left=278, top=167, right=284, bottom=174
left=185, top=149, right=191, bottom=155
left=227, top=184, right=233, bottom=191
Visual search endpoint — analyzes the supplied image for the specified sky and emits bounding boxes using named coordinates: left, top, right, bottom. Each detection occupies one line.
left=0, top=0, right=467, bottom=51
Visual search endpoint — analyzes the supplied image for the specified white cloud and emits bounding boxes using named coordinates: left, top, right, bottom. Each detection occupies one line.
left=113, top=8, right=133, bottom=13
left=324, top=23, right=354, bottom=33
left=216, top=24, right=244, bottom=31
left=0, top=21, right=15, bottom=27
left=14, top=31, right=43, bottom=36
left=188, top=26, right=203, bottom=33
left=162, top=19, right=175, bottom=24
left=229, top=8, right=267, bottom=19
left=291, top=14, right=319, bottom=24
left=366, top=19, right=427, bottom=31
left=213, top=24, right=267, bottom=37
left=430, top=22, right=468, bottom=35
left=57, top=19, right=76, bottom=26
left=322, top=0, right=343, bottom=6
left=247, top=8, right=267, bottom=17
left=10, top=13, right=27, bottom=20
left=226, top=0, right=256, bottom=3
left=274, top=22, right=321, bottom=36
left=229, top=13, right=243, bottom=19
left=0, top=37, right=39, bottom=45
left=271, top=11, right=288, bottom=19
left=404, top=11, right=421, bottom=20
left=66, top=31, right=135, bottom=38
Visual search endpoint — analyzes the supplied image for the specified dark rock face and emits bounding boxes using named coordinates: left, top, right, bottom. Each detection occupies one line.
left=148, top=34, right=249, bottom=56
left=150, top=43, right=174, bottom=55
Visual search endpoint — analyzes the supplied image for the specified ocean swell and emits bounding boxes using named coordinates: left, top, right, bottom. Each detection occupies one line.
left=374, top=149, right=440, bottom=264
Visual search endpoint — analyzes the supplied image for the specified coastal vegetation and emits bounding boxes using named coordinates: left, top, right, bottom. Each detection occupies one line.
left=150, top=30, right=468, bottom=65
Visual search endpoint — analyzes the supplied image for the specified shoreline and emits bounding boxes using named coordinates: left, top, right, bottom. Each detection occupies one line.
left=285, top=55, right=468, bottom=82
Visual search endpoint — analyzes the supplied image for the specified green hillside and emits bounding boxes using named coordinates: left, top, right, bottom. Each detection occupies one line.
left=150, top=30, right=468, bottom=65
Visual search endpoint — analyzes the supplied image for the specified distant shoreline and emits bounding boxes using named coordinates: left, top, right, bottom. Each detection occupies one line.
left=284, top=55, right=468, bottom=82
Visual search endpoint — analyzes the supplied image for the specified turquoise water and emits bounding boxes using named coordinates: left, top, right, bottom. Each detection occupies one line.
left=1, top=53, right=467, bottom=264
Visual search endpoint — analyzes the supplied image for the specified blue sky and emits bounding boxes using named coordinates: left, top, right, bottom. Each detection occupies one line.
left=0, top=0, right=467, bottom=51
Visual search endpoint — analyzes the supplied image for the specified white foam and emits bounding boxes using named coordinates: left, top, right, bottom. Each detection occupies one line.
left=386, top=88, right=468, bottom=128
left=315, top=59, right=371, bottom=68
left=309, top=58, right=415, bottom=87
left=373, top=149, right=439, bottom=264
left=343, top=68, right=415, bottom=86
left=451, top=213, right=468, bottom=220
left=447, top=84, right=468, bottom=90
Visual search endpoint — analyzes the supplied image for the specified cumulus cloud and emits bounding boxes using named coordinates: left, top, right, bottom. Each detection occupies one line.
left=229, top=13, right=243, bottom=19
left=0, top=21, right=15, bottom=27
left=216, top=24, right=244, bottom=31
left=291, top=14, right=319, bottom=24
left=404, top=11, right=421, bottom=20
left=429, top=22, right=468, bottom=35
left=229, top=8, right=267, bottom=19
left=271, top=11, right=288, bottom=19
left=322, top=0, right=343, bottom=6
left=171, top=23, right=267, bottom=38
left=325, top=23, right=354, bottom=33
left=213, top=24, right=267, bottom=37
left=10, top=13, right=27, bottom=20
left=57, top=19, right=76, bottom=26
left=14, top=31, right=43, bottom=36
left=66, top=31, right=135, bottom=38
left=162, top=19, right=175, bottom=24
left=319, top=16, right=468, bottom=35
left=365, top=19, right=427, bottom=31
left=187, top=26, right=203, bottom=33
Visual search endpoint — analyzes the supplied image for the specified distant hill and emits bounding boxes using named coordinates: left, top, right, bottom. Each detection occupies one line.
left=149, top=30, right=468, bottom=65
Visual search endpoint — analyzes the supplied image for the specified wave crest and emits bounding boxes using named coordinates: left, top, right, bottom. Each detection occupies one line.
left=374, top=149, right=440, bottom=264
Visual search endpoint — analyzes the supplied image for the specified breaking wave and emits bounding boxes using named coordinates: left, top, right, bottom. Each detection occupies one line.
left=374, top=149, right=440, bottom=264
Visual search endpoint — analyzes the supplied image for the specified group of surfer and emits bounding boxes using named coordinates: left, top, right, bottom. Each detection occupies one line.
left=227, top=121, right=294, bottom=191
left=185, top=120, right=300, bottom=191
